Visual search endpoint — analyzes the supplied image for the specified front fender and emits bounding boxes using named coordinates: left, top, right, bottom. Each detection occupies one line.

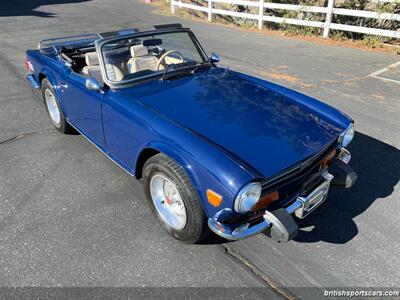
left=139, top=139, right=253, bottom=218
left=104, top=91, right=255, bottom=219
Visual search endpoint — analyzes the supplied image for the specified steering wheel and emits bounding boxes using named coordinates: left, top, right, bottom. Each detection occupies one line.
left=156, top=50, right=184, bottom=70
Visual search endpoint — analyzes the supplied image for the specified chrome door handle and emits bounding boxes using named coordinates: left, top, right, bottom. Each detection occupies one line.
left=59, top=83, right=68, bottom=89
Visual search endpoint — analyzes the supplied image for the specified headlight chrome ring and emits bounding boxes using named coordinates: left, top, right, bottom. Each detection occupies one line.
left=234, top=182, right=262, bottom=213
left=339, top=123, right=354, bottom=148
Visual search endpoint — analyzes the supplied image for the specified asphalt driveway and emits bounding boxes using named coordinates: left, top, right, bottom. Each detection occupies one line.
left=0, top=0, right=399, bottom=298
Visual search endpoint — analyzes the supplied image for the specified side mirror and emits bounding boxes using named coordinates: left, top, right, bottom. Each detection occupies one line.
left=210, top=53, right=220, bottom=64
left=85, top=78, right=102, bottom=91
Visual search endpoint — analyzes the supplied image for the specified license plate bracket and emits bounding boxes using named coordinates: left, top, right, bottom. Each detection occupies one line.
left=295, top=173, right=334, bottom=219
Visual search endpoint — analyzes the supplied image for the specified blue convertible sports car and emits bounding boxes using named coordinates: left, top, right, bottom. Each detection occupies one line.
left=25, top=24, right=357, bottom=243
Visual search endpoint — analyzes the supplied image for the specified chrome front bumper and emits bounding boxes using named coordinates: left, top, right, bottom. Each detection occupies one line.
left=208, top=172, right=334, bottom=241
left=288, top=172, right=334, bottom=219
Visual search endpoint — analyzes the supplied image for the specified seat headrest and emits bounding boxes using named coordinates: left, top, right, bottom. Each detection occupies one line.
left=130, top=45, right=148, bottom=58
left=85, top=52, right=99, bottom=66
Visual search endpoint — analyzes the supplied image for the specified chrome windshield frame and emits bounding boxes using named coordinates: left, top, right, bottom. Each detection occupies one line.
left=95, top=28, right=210, bottom=88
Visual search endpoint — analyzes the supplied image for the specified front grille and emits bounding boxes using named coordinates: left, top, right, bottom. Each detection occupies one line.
left=259, top=141, right=337, bottom=210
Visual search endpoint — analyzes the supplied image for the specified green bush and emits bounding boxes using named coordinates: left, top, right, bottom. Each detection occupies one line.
left=331, top=30, right=348, bottom=42
left=363, top=35, right=382, bottom=49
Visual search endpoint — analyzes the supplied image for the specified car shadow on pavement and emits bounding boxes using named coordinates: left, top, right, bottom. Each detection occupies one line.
left=293, top=131, right=400, bottom=244
left=199, top=232, right=231, bottom=245
left=0, top=0, right=90, bottom=18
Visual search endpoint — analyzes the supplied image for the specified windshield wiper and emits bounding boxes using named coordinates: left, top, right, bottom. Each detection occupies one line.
left=160, top=62, right=207, bottom=81
left=160, top=63, right=175, bottom=81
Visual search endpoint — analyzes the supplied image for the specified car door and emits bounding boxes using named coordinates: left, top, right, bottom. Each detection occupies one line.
left=58, top=70, right=106, bottom=148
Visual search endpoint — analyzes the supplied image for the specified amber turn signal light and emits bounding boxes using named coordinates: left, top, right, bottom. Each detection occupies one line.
left=321, top=149, right=337, bottom=167
left=251, top=190, right=279, bottom=211
left=207, top=189, right=222, bottom=207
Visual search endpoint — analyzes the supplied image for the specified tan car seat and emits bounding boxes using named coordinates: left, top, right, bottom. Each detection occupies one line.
left=128, top=45, right=160, bottom=73
left=81, top=52, right=102, bottom=82
left=82, top=52, right=124, bottom=82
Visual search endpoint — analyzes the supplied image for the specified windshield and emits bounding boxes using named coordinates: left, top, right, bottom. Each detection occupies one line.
left=100, top=31, right=208, bottom=84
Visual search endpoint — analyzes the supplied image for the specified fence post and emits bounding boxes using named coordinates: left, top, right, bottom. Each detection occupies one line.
left=208, top=0, right=212, bottom=22
left=323, top=0, right=335, bottom=38
left=258, top=0, right=264, bottom=30
left=171, top=0, right=176, bottom=15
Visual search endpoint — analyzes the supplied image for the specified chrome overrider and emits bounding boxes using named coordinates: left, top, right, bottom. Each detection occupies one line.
left=208, top=148, right=352, bottom=241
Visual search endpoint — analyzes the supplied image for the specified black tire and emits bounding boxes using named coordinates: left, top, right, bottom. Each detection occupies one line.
left=143, top=153, right=209, bottom=244
left=41, top=78, right=73, bottom=134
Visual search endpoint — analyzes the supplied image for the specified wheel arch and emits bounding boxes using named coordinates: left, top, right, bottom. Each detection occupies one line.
left=134, top=147, right=160, bottom=179
left=38, top=72, right=47, bottom=84
left=38, top=68, right=58, bottom=95
left=134, top=143, right=211, bottom=216
left=135, top=144, right=195, bottom=184
left=38, top=67, right=68, bottom=114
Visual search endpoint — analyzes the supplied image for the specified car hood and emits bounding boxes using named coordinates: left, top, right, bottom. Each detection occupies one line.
left=120, top=68, right=351, bottom=178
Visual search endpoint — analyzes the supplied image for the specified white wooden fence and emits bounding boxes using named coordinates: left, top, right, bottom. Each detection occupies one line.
left=170, top=0, right=400, bottom=39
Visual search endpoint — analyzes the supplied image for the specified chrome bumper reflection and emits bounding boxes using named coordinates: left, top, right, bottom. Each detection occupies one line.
left=289, top=172, right=333, bottom=219
left=337, top=148, right=351, bottom=164
left=208, top=172, right=334, bottom=241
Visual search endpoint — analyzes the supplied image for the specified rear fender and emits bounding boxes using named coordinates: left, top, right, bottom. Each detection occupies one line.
left=26, top=50, right=64, bottom=105
left=38, top=67, right=58, bottom=92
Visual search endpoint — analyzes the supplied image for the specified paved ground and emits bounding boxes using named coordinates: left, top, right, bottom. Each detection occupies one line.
left=0, top=0, right=399, bottom=298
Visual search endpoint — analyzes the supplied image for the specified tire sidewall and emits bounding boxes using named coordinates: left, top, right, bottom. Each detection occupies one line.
left=143, top=155, right=206, bottom=243
left=41, top=79, right=65, bottom=131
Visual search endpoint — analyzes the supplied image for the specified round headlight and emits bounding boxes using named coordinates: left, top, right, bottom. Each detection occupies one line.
left=340, top=123, right=354, bottom=148
left=234, top=182, right=262, bottom=213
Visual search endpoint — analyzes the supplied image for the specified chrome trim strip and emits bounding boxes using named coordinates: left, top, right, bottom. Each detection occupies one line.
left=208, top=218, right=271, bottom=241
left=38, top=33, right=101, bottom=49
